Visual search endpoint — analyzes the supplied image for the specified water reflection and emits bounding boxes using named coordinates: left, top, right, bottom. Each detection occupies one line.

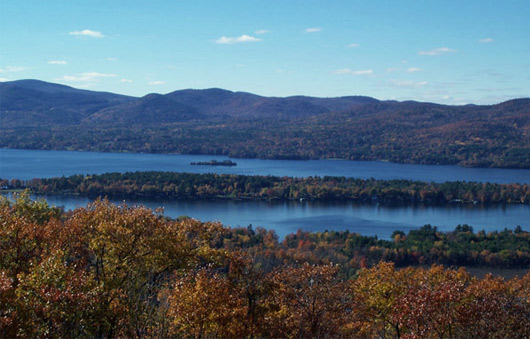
left=21, top=194, right=528, bottom=239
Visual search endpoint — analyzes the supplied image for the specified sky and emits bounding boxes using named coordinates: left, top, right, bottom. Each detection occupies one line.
left=1, top=0, right=529, bottom=104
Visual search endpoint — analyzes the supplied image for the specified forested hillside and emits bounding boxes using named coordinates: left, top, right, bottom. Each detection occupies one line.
left=1, top=80, right=529, bottom=168
left=1, top=193, right=529, bottom=337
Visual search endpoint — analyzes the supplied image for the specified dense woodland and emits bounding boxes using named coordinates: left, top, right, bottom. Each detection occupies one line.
left=1, top=193, right=529, bottom=337
left=6, top=171, right=529, bottom=205
left=1, top=80, right=529, bottom=168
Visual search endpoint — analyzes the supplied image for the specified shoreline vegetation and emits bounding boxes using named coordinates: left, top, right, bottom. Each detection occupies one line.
left=3, top=171, right=528, bottom=205
left=3, top=191, right=528, bottom=269
left=0, top=193, right=529, bottom=337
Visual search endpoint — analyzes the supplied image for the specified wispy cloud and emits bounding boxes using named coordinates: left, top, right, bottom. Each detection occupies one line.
left=48, top=60, right=67, bottom=65
left=69, top=29, right=104, bottom=38
left=353, top=69, right=373, bottom=75
left=305, top=27, right=321, bottom=33
left=57, top=72, right=117, bottom=83
left=334, top=68, right=353, bottom=75
left=0, top=66, right=27, bottom=73
left=215, top=35, right=261, bottom=44
left=348, top=43, right=359, bottom=48
left=0, top=66, right=26, bottom=81
left=389, top=79, right=428, bottom=87
left=148, top=80, right=165, bottom=85
left=418, top=47, right=456, bottom=56
left=120, top=78, right=133, bottom=83
left=107, top=57, right=118, bottom=61
left=81, top=72, right=116, bottom=78
left=255, top=29, right=269, bottom=35
left=479, top=37, right=494, bottom=43
left=334, top=68, right=373, bottom=76
left=407, top=67, right=422, bottom=73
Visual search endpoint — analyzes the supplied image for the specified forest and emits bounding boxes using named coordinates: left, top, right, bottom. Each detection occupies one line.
left=5, top=171, right=529, bottom=205
left=2, top=80, right=529, bottom=169
left=1, top=193, right=529, bottom=337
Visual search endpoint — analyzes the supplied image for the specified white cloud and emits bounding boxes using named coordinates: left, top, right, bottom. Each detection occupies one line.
left=215, top=35, right=261, bottom=44
left=348, top=43, right=359, bottom=48
left=407, top=67, right=422, bottom=73
left=334, top=68, right=373, bottom=76
left=69, top=29, right=104, bottom=38
left=334, top=68, right=353, bottom=75
left=0, top=77, right=9, bottom=82
left=305, top=27, right=321, bottom=33
left=255, top=29, right=269, bottom=35
left=389, top=79, right=428, bottom=87
left=418, top=47, right=456, bottom=56
left=107, top=57, right=118, bottom=61
left=60, top=75, right=86, bottom=82
left=121, top=78, right=133, bottom=83
left=57, top=72, right=117, bottom=83
left=0, top=66, right=26, bottom=73
left=48, top=60, right=67, bottom=65
left=81, top=72, right=116, bottom=78
left=386, top=67, right=399, bottom=73
left=149, top=81, right=165, bottom=85
left=353, top=69, right=373, bottom=75
left=479, top=38, right=494, bottom=43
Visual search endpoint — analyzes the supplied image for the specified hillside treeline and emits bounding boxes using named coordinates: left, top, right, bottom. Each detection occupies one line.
left=2, top=82, right=529, bottom=169
left=6, top=171, right=529, bottom=204
left=1, top=193, right=529, bottom=338
left=3, top=113, right=529, bottom=168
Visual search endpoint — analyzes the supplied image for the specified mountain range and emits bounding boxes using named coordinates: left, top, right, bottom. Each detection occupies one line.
left=1, top=79, right=529, bottom=168
left=1, top=79, right=378, bottom=126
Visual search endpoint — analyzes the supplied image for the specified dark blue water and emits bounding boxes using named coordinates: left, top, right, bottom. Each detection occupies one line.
left=1, top=148, right=529, bottom=238
left=22, top=194, right=529, bottom=239
left=1, top=148, right=529, bottom=183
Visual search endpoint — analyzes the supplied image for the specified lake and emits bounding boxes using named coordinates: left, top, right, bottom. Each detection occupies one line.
left=22, top=194, right=530, bottom=239
left=1, top=148, right=529, bottom=238
left=1, top=148, right=529, bottom=183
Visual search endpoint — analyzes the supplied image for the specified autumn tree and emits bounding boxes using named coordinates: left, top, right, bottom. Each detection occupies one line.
left=263, top=263, right=350, bottom=338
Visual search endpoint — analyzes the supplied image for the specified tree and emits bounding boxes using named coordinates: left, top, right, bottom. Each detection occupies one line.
left=263, top=263, right=350, bottom=338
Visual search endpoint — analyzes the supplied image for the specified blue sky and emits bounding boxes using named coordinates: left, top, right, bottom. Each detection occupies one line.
left=1, top=0, right=529, bottom=104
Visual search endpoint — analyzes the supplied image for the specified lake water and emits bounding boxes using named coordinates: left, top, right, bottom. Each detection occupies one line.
left=1, top=148, right=529, bottom=183
left=23, top=194, right=530, bottom=239
left=1, top=148, right=529, bottom=238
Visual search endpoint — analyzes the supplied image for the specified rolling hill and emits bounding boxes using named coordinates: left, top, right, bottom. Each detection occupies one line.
left=1, top=79, right=529, bottom=168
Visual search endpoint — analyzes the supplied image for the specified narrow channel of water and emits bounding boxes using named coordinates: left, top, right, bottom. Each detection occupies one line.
left=1, top=148, right=529, bottom=183
left=25, top=194, right=529, bottom=239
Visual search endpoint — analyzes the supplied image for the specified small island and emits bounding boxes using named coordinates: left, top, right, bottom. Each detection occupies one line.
left=190, top=159, right=237, bottom=167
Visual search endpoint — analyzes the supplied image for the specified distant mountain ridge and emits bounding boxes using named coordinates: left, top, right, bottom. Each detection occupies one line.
left=1, top=79, right=380, bottom=125
left=1, top=79, right=529, bottom=168
left=0, top=80, right=134, bottom=126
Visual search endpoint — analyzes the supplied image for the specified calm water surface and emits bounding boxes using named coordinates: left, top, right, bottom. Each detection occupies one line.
left=1, top=148, right=529, bottom=183
left=19, top=194, right=528, bottom=239
left=1, top=148, right=529, bottom=238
